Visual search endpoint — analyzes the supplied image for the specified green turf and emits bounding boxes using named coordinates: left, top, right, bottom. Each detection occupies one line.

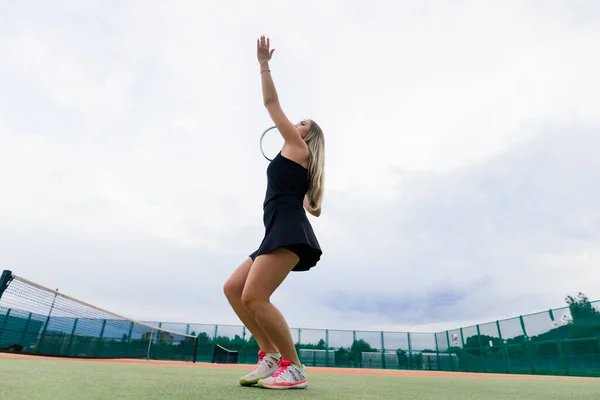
left=1, top=359, right=599, bottom=400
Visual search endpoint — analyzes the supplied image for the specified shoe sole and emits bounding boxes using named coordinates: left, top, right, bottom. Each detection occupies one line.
left=257, top=380, right=308, bottom=390
left=240, top=374, right=277, bottom=387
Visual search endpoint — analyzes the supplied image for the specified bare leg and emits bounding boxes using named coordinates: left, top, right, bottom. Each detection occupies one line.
left=223, top=257, right=278, bottom=354
left=241, top=248, right=301, bottom=366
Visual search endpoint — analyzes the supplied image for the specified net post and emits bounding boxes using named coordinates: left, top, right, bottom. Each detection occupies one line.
left=193, top=334, right=199, bottom=363
left=0, top=270, right=13, bottom=300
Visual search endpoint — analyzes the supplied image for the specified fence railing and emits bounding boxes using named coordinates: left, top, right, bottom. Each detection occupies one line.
left=140, top=301, right=600, bottom=376
left=1, top=269, right=599, bottom=377
left=141, top=321, right=439, bottom=368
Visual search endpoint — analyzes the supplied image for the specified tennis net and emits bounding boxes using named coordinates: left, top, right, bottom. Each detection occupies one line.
left=0, top=270, right=198, bottom=361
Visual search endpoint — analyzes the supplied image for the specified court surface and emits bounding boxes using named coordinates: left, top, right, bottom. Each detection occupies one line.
left=1, top=353, right=598, bottom=400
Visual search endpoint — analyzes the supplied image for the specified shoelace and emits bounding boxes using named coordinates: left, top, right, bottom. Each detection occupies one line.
left=271, top=359, right=292, bottom=378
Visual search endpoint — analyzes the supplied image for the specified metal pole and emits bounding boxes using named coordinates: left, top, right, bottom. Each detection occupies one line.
left=193, top=334, right=199, bottom=363
left=325, top=330, right=330, bottom=367
left=0, top=270, right=13, bottom=300
left=18, top=312, right=32, bottom=348
left=407, top=332, right=413, bottom=369
left=380, top=331, right=386, bottom=369
left=146, top=329, right=154, bottom=359
left=0, top=309, right=11, bottom=342
left=37, top=288, right=59, bottom=354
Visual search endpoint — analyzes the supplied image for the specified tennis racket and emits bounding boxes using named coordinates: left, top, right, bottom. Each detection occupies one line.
left=260, top=125, right=283, bottom=161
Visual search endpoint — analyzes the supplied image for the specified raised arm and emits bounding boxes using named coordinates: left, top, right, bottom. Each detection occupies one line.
left=257, top=36, right=307, bottom=150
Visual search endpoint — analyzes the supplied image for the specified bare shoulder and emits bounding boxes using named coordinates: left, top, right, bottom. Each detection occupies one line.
left=280, top=143, right=310, bottom=169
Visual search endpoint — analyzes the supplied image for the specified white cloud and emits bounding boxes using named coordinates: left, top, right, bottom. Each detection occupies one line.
left=1, top=0, right=599, bottom=339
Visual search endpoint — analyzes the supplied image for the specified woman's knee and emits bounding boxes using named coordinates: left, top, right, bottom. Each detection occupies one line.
left=240, top=288, right=267, bottom=315
left=223, top=258, right=253, bottom=301
left=223, top=276, right=242, bottom=301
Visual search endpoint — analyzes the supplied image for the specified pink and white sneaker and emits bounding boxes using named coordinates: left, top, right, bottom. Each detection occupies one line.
left=257, top=359, right=308, bottom=389
left=239, top=350, right=281, bottom=386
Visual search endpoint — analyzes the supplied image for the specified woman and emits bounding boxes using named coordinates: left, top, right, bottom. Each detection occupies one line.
left=222, top=35, right=325, bottom=390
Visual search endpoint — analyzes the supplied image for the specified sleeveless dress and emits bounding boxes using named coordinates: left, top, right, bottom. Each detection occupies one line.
left=249, top=152, right=322, bottom=272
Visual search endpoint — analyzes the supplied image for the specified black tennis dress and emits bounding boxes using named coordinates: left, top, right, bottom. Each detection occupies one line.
left=249, top=151, right=322, bottom=272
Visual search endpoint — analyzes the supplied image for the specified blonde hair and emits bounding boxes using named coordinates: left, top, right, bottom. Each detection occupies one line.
left=304, top=119, right=325, bottom=215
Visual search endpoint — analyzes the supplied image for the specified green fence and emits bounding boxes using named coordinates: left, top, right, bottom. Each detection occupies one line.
left=1, top=269, right=599, bottom=377
left=142, top=300, right=600, bottom=377
left=141, top=321, right=438, bottom=369
left=433, top=304, right=600, bottom=377
left=0, top=270, right=198, bottom=362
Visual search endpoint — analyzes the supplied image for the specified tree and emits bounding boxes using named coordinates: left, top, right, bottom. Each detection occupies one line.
left=565, top=292, right=600, bottom=323
left=334, top=347, right=349, bottom=367
left=196, top=332, right=211, bottom=344
left=463, top=335, right=504, bottom=356
left=296, top=339, right=327, bottom=350
left=563, top=292, right=600, bottom=350
left=351, top=339, right=377, bottom=354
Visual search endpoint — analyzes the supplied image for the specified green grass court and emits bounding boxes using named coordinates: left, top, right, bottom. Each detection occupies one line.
left=1, top=358, right=599, bottom=400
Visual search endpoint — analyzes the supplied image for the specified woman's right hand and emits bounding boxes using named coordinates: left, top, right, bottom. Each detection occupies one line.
left=257, top=35, right=275, bottom=64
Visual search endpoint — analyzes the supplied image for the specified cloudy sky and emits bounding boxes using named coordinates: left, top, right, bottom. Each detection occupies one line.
left=1, top=1, right=599, bottom=338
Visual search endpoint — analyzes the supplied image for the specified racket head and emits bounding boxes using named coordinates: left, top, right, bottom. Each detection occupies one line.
left=260, top=125, right=282, bottom=161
